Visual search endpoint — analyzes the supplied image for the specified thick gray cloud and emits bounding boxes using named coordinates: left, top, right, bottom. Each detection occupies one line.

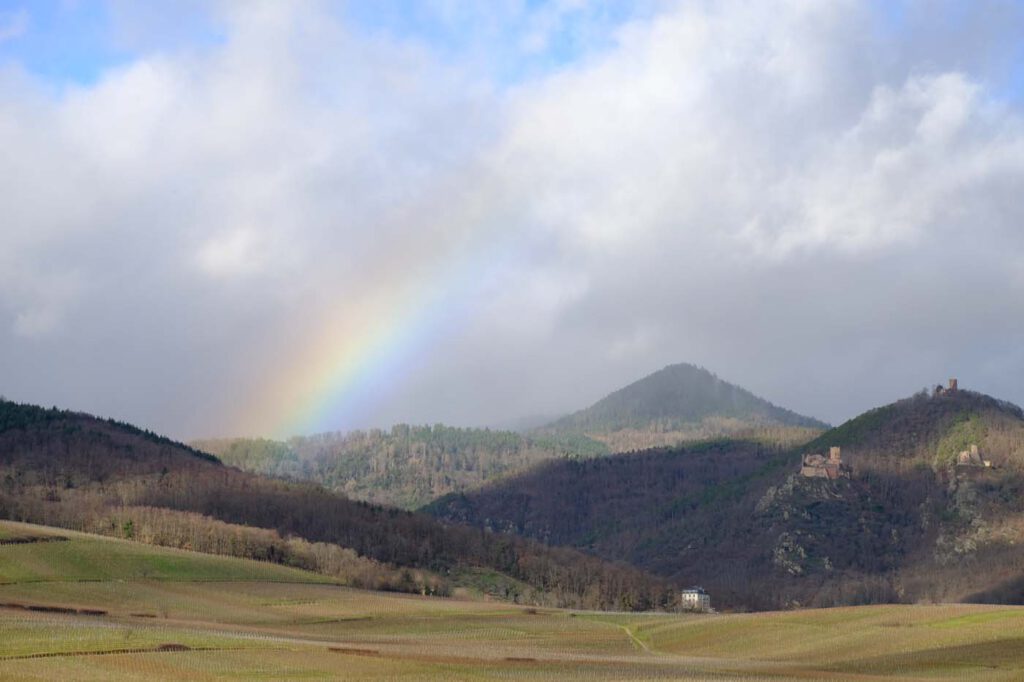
left=1, top=1, right=1023, bottom=438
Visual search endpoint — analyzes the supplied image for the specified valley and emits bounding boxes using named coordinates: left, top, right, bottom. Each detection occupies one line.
left=5, top=6, right=1019, bottom=678
left=4, top=370, right=1024, bottom=679
left=3, top=520, right=1024, bottom=680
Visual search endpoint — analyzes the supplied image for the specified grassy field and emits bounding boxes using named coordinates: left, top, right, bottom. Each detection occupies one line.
left=0, top=524, right=332, bottom=586
left=2, top=520, right=1024, bottom=680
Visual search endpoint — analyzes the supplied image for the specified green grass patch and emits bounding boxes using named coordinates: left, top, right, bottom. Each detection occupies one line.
left=807, top=404, right=896, bottom=450
left=935, top=413, right=988, bottom=469
left=449, top=567, right=534, bottom=601
left=0, top=617, right=251, bottom=658
left=928, top=609, right=1024, bottom=629
left=0, top=523, right=330, bottom=585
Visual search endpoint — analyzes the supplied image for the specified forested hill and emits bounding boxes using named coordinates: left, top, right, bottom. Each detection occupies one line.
left=0, top=400, right=219, bottom=465
left=195, top=364, right=825, bottom=509
left=428, top=387, right=1024, bottom=610
left=537, top=363, right=828, bottom=451
left=194, top=426, right=609, bottom=510
left=0, top=399, right=674, bottom=611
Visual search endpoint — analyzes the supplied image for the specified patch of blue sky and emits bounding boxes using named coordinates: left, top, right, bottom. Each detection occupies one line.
left=0, top=1, right=122, bottom=86
left=0, top=0, right=225, bottom=88
left=870, top=0, right=1024, bottom=107
left=3, top=0, right=647, bottom=89
left=6, top=0, right=1018, bottom=104
left=339, top=0, right=660, bottom=84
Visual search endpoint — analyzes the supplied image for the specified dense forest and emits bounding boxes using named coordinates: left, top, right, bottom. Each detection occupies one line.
left=428, top=389, right=1024, bottom=610
left=0, top=400, right=675, bottom=611
left=195, top=426, right=609, bottom=510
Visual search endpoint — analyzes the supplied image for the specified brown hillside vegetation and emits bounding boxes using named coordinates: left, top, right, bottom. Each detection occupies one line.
left=427, top=389, right=1024, bottom=610
left=0, top=400, right=674, bottom=611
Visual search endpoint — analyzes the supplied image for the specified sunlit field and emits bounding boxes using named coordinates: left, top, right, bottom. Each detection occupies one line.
left=1, top=520, right=1023, bottom=681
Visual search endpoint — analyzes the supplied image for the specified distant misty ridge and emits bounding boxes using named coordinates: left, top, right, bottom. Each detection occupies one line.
left=195, top=362, right=832, bottom=509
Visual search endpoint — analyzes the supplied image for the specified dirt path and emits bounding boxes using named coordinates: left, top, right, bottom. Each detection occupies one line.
left=620, top=624, right=650, bottom=652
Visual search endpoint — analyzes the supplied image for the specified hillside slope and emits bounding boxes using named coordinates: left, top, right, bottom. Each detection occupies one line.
left=427, top=387, right=1024, bottom=610
left=194, top=425, right=608, bottom=510
left=0, top=399, right=673, bottom=610
left=0, top=519, right=330, bottom=585
left=539, top=363, right=827, bottom=451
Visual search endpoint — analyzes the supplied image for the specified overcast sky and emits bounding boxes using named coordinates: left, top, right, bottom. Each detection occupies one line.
left=1, top=1, right=1023, bottom=439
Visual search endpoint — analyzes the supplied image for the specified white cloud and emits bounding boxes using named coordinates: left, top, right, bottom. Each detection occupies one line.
left=746, top=72, right=1013, bottom=258
left=1, top=1, right=1023, bottom=436
left=59, top=59, right=180, bottom=167
left=196, top=229, right=264, bottom=278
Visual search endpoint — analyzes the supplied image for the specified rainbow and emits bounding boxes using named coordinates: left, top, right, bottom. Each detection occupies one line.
left=239, top=225, right=511, bottom=439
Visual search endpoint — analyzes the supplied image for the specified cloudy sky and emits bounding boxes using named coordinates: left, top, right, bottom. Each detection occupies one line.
left=1, top=0, right=1023, bottom=440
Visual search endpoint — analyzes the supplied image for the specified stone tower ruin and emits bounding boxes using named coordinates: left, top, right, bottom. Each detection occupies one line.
left=800, top=446, right=849, bottom=479
left=935, top=378, right=959, bottom=397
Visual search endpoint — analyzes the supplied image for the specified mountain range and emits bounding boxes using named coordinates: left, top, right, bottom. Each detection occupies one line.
left=197, top=363, right=827, bottom=508
left=5, top=366, right=1024, bottom=612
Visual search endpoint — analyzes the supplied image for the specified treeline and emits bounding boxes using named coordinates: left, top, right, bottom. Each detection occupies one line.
left=194, top=420, right=818, bottom=512
left=195, top=424, right=609, bottom=510
left=0, top=402, right=676, bottom=611
left=131, top=468, right=673, bottom=610
left=0, top=399, right=217, bottom=463
left=0, top=496, right=444, bottom=595
left=571, top=422, right=822, bottom=454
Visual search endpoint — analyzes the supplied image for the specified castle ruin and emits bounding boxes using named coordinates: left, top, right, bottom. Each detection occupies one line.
left=956, top=443, right=992, bottom=468
left=934, top=378, right=959, bottom=397
left=799, top=446, right=849, bottom=480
